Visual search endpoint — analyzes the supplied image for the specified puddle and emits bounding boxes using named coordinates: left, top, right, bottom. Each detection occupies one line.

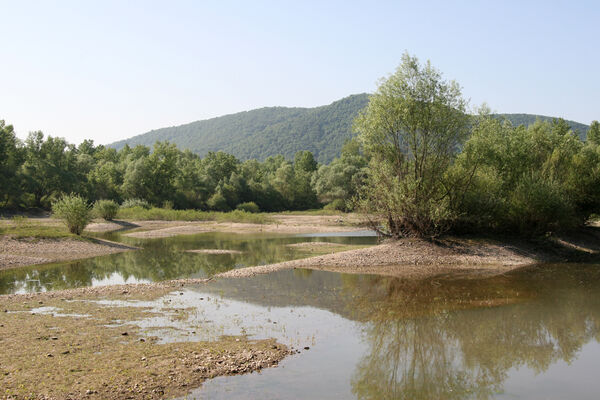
left=26, top=306, right=90, bottom=318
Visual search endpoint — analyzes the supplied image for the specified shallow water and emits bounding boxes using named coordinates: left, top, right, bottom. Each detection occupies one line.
left=0, top=231, right=376, bottom=294
left=4, top=230, right=600, bottom=399
left=163, top=264, right=600, bottom=400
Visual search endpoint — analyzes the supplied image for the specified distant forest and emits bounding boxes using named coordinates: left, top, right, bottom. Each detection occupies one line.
left=1, top=89, right=597, bottom=237
left=109, top=93, right=590, bottom=163
left=0, top=118, right=367, bottom=212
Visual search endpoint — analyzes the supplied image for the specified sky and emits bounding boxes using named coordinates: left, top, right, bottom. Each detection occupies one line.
left=1, top=0, right=599, bottom=145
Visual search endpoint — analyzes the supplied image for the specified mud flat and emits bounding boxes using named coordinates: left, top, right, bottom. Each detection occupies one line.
left=0, top=282, right=288, bottom=400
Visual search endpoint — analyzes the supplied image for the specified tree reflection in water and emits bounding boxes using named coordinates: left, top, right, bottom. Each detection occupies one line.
left=346, top=264, right=600, bottom=399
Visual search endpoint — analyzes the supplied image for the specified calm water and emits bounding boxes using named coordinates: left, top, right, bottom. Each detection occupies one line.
left=171, top=264, right=600, bottom=400
left=4, top=230, right=600, bottom=398
left=0, top=231, right=376, bottom=294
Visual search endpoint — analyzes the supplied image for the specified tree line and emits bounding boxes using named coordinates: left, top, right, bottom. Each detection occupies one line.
left=0, top=121, right=366, bottom=213
left=3, top=53, right=600, bottom=237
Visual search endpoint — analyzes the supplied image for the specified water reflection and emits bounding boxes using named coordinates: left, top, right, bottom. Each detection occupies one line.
left=350, top=265, right=600, bottom=399
left=195, top=264, right=600, bottom=399
left=0, top=232, right=375, bottom=294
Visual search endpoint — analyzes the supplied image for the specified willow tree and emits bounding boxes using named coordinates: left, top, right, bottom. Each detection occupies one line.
left=354, top=54, right=470, bottom=237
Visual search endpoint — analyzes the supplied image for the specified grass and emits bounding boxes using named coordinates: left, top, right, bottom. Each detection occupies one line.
left=277, top=209, right=345, bottom=216
left=0, top=217, right=77, bottom=239
left=116, top=207, right=272, bottom=224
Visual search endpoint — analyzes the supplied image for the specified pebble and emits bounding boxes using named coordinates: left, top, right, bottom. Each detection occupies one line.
left=304, top=346, right=310, bottom=350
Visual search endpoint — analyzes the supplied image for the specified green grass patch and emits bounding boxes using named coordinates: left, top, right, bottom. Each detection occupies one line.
left=277, top=209, right=345, bottom=216
left=0, top=217, right=77, bottom=239
left=117, top=207, right=271, bottom=224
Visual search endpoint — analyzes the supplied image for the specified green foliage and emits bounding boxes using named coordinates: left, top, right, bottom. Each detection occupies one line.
left=207, top=192, right=230, bottom=211
left=453, top=117, right=600, bottom=234
left=0, top=121, right=24, bottom=209
left=313, top=139, right=367, bottom=208
left=495, top=114, right=590, bottom=140
left=236, top=202, right=260, bottom=213
left=324, top=199, right=347, bottom=211
left=109, top=94, right=370, bottom=164
left=93, top=199, right=119, bottom=221
left=121, top=198, right=151, bottom=209
left=115, top=206, right=270, bottom=224
left=355, top=53, right=470, bottom=237
left=51, top=194, right=92, bottom=235
left=589, top=121, right=600, bottom=145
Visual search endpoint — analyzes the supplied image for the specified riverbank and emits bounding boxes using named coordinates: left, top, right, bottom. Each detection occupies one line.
left=0, top=282, right=289, bottom=399
left=0, top=214, right=365, bottom=270
left=0, top=236, right=137, bottom=270
left=217, top=227, right=600, bottom=279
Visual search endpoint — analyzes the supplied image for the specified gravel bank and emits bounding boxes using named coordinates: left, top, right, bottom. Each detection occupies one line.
left=0, top=236, right=137, bottom=270
left=216, top=238, right=538, bottom=279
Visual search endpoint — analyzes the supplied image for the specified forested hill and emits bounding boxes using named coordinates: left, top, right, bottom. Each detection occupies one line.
left=496, top=114, right=589, bottom=140
left=109, top=93, right=590, bottom=163
left=109, top=94, right=370, bottom=164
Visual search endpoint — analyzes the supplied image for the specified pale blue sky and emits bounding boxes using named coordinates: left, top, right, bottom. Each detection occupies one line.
left=1, top=0, right=598, bottom=144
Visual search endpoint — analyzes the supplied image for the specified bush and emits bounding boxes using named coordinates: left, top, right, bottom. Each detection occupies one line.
left=324, top=199, right=346, bottom=212
left=207, top=192, right=230, bottom=211
left=93, top=199, right=119, bottom=221
left=52, top=194, right=91, bottom=235
left=121, top=198, right=151, bottom=209
left=236, top=202, right=260, bottom=213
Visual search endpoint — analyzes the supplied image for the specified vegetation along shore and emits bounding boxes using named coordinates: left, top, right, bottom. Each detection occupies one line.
left=1, top=53, right=600, bottom=399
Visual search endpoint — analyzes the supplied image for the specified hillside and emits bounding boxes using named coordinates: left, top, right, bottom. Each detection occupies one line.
left=496, top=113, right=589, bottom=140
left=109, top=94, right=590, bottom=163
left=110, top=94, right=370, bottom=164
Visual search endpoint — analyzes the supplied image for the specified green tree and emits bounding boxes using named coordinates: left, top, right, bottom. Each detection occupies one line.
left=589, top=121, right=600, bottom=145
left=0, top=120, right=24, bottom=208
left=313, top=139, right=367, bottom=208
left=354, top=53, right=470, bottom=237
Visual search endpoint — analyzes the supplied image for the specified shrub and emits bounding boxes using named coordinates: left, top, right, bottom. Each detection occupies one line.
left=323, top=199, right=346, bottom=212
left=121, top=198, right=151, bottom=209
left=207, top=192, right=230, bottom=211
left=93, top=199, right=119, bottom=221
left=236, top=202, right=260, bottom=213
left=52, top=194, right=91, bottom=235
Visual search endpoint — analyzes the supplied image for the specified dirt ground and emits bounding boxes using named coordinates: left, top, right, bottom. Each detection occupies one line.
left=0, top=282, right=289, bottom=400
left=121, top=214, right=365, bottom=238
left=216, top=237, right=540, bottom=279
left=0, top=236, right=137, bottom=270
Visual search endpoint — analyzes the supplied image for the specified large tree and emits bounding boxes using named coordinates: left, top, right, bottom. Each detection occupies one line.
left=354, top=53, right=470, bottom=237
